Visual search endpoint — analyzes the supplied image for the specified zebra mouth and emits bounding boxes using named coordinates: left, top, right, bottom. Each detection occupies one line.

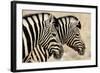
left=77, top=48, right=85, bottom=55
left=51, top=48, right=64, bottom=59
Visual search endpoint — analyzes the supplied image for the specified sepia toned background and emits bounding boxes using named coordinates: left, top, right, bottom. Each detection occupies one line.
left=23, top=10, right=91, bottom=62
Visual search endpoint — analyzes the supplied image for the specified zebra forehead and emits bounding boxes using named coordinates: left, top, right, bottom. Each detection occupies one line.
left=68, top=16, right=81, bottom=29
left=69, top=20, right=81, bottom=30
left=70, top=21, right=81, bottom=30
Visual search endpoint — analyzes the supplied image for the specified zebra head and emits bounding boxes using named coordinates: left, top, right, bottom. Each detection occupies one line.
left=53, top=16, right=86, bottom=55
left=40, top=14, right=64, bottom=60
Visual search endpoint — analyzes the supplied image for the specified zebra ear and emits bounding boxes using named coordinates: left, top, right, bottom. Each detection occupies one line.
left=43, top=15, right=56, bottom=27
left=48, top=15, right=59, bottom=29
left=48, top=15, right=57, bottom=24
left=76, top=21, right=81, bottom=29
left=48, top=15, right=59, bottom=28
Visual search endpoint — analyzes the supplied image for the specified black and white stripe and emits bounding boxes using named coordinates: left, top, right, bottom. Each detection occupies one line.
left=53, top=15, right=85, bottom=55
left=22, top=13, right=63, bottom=62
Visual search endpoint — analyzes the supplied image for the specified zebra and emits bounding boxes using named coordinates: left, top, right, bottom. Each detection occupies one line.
left=53, top=15, right=86, bottom=55
left=22, top=13, right=63, bottom=62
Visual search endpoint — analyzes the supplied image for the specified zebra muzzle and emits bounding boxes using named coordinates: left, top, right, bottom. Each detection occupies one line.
left=78, top=48, right=84, bottom=55
left=51, top=47, right=64, bottom=59
left=53, top=50, right=63, bottom=59
left=77, top=47, right=85, bottom=55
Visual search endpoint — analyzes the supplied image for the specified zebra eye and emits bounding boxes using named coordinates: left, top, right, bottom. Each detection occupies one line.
left=52, top=33, right=56, bottom=36
left=76, top=34, right=79, bottom=36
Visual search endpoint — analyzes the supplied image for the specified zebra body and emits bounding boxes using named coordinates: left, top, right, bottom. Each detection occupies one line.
left=53, top=15, right=85, bottom=55
left=22, top=13, right=63, bottom=62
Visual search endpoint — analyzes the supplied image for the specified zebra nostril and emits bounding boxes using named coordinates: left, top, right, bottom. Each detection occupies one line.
left=78, top=48, right=85, bottom=55
left=52, top=49, right=63, bottom=59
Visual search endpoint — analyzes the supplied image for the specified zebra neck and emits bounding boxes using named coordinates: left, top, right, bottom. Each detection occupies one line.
left=56, top=29, right=64, bottom=44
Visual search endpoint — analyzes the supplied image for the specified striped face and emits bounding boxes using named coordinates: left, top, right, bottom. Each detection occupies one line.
left=66, top=27, right=85, bottom=55
left=66, top=16, right=85, bottom=55
left=54, top=16, right=86, bottom=55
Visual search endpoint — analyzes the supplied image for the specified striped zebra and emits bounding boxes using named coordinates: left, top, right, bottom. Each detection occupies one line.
left=53, top=15, right=86, bottom=55
left=22, top=13, right=63, bottom=62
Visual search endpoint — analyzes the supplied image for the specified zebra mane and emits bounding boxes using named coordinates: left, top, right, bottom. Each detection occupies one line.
left=22, top=13, right=50, bottom=18
left=57, top=15, right=81, bottom=29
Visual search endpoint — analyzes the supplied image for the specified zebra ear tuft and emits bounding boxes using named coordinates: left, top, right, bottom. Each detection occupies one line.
left=76, top=21, right=81, bottom=29
left=48, top=15, right=56, bottom=23
left=48, top=15, right=59, bottom=27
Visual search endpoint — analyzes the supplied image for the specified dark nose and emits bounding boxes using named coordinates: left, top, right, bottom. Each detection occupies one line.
left=79, top=44, right=85, bottom=55
left=83, top=43, right=86, bottom=50
left=79, top=49, right=84, bottom=55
